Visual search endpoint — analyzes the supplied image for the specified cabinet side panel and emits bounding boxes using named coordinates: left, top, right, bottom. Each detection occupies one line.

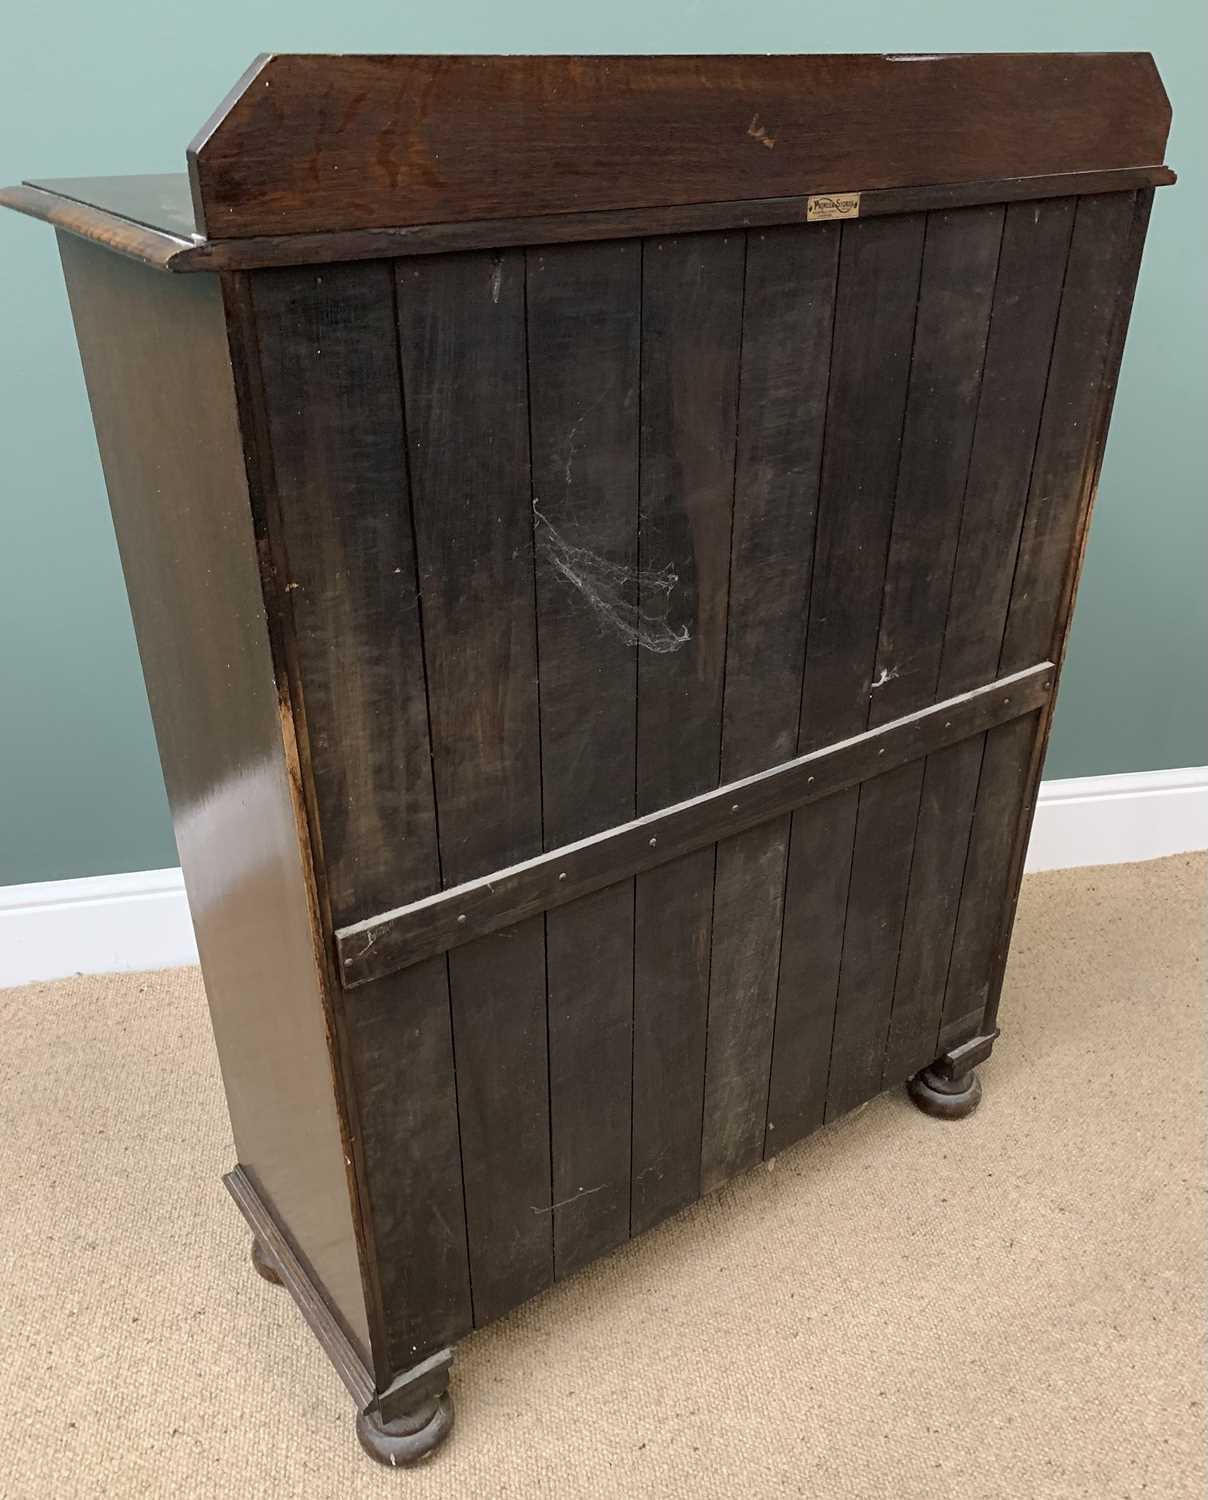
left=56, top=233, right=370, bottom=1362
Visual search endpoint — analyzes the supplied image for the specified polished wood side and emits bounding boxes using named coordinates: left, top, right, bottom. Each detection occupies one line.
left=0, top=183, right=192, bottom=270
left=31, top=173, right=198, bottom=237
left=56, top=232, right=371, bottom=1365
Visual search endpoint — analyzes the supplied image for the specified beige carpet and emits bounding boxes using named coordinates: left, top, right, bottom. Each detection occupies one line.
left=1, top=856, right=1204, bottom=1499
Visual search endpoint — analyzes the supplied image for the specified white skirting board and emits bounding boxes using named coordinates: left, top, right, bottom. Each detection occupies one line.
left=2, top=767, right=1205, bottom=988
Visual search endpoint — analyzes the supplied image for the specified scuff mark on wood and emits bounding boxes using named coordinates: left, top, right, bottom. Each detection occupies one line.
left=747, top=114, right=777, bottom=149
left=530, top=1183, right=608, bottom=1215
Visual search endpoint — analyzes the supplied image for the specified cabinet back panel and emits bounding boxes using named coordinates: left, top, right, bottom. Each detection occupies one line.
left=249, top=194, right=1148, bottom=1371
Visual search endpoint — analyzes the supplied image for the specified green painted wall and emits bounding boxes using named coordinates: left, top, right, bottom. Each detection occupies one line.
left=1, top=3, right=1204, bottom=885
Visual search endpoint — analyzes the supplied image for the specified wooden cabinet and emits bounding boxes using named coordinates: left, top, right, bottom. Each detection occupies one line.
left=2, top=52, right=1173, bottom=1466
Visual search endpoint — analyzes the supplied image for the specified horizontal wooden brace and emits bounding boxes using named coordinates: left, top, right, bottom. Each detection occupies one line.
left=3, top=166, right=1175, bottom=275
left=170, top=166, right=1177, bottom=272
left=336, top=663, right=1053, bottom=991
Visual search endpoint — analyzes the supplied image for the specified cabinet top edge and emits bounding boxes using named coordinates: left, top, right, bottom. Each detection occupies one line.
left=0, top=181, right=195, bottom=271
left=0, top=51, right=1175, bottom=253
left=2, top=163, right=1176, bottom=275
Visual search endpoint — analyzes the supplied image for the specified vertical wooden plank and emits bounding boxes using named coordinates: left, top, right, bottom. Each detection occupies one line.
left=525, top=239, right=640, bottom=1277
left=630, top=230, right=745, bottom=1234
left=395, top=248, right=552, bottom=1326
left=250, top=261, right=472, bottom=1369
left=344, top=965, right=471, bottom=1365
left=882, top=196, right=1077, bottom=1085
left=698, top=222, right=839, bottom=1192
left=979, top=189, right=1154, bottom=1039
left=823, top=205, right=1003, bottom=1121
left=880, top=737, right=985, bottom=1080
left=251, top=264, right=437, bottom=918
left=940, top=190, right=1145, bottom=1050
left=933, top=199, right=1080, bottom=703
left=999, top=195, right=1146, bottom=675
left=765, top=213, right=925, bottom=1153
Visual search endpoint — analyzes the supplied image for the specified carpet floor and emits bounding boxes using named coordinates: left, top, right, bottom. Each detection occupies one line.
left=1, top=855, right=1204, bottom=1499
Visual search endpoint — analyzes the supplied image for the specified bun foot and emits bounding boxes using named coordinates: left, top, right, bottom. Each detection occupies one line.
left=356, top=1392, right=454, bottom=1467
left=908, top=1065, right=983, bottom=1120
left=250, top=1236, right=284, bottom=1285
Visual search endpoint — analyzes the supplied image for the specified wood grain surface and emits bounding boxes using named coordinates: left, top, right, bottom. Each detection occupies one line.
left=186, top=53, right=1171, bottom=237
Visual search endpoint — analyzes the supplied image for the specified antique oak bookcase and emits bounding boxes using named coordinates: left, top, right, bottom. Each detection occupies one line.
left=2, top=53, right=1173, bottom=1466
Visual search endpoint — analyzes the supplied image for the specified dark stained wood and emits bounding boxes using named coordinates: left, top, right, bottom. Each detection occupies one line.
left=630, top=231, right=744, bottom=1234
left=999, top=194, right=1147, bottom=673
left=372, top=1346, right=453, bottom=1425
left=936, top=202, right=1080, bottom=700
left=525, top=240, right=640, bottom=1277
left=225, top=1167, right=376, bottom=1409
left=247, top=261, right=472, bottom=1371
left=882, top=195, right=1078, bottom=1086
left=8, top=166, right=1174, bottom=276
left=395, top=248, right=552, bottom=1325
left=175, top=167, right=1180, bottom=272
left=341, top=971, right=472, bottom=1363
left=186, top=53, right=1171, bottom=238
left=544, top=888, right=634, bottom=1273
left=5, top=166, right=1174, bottom=276
left=55, top=233, right=371, bottom=1362
left=797, top=214, right=929, bottom=741
left=880, top=732, right=987, bottom=1081
left=218, top=270, right=395, bottom=1386
left=712, top=225, right=839, bottom=771
left=338, top=664, right=1055, bottom=986
left=861, top=206, right=1007, bottom=715
left=249, top=262, right=438, bottom=924
left=940, top=189, right=1149, bottom=1050
left=979, top=189, right=1155, bottom=1040
left=700, top=822, right=786, bottom=1191
left=397, top=250, right=542, bottom=882
left=824, top=204, right=1003, bottom=1122
left=7, top=53, right=1167, bottom=1455
left=765, top=211, right=925, bottom=1151
left=698, top=223, right=837, bottom=1191
left=938, top=714, right=1038, bottom=1052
